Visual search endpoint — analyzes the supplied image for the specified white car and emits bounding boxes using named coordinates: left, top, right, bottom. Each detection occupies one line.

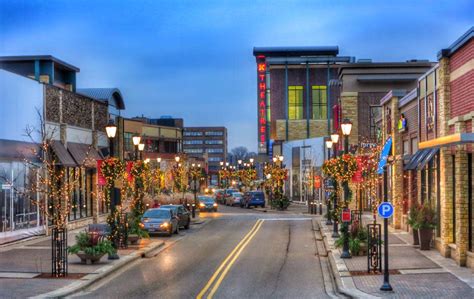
left=226, top=192, right=243, bottom=206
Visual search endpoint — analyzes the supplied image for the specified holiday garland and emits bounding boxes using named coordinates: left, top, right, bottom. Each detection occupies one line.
left=322, top=154, right=358, bottom=182
left=101, top=157, right=125, bottom=203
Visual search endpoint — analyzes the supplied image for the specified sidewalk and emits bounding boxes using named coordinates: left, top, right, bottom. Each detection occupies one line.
left=0, top=228, right=165, bottom=298
left=254, top=201, right=316, bottom=215
left=318, top=214, right=474, bottom=298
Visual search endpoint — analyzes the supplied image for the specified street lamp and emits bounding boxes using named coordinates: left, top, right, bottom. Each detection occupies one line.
left=325, top=139, right=333, bottom=225
left=138, top=143, right=145, bottom=160
left=157, top=157, right=161, bottom=169
left=272, top=157, right=277, bottom=163
left=132, top=135, right=141, bottom=161
left=175, top=156, right=180, bottom=163
left=249, top=158, right=254, bottom=164
left=340, top=118, right=352, bottom=259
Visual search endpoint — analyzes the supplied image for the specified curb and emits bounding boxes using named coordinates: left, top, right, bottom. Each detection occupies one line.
left=317, top=219, right=380, bottom=299
left=31, top=241, right=165, bottom=299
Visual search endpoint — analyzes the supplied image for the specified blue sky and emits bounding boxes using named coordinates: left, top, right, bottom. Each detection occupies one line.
left=0, top=0, right=472, bottom=151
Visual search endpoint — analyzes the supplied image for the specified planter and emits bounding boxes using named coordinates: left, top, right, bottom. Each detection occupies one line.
left=412, top=228, right=420, bottom=246
left=128, top=234, right=140, bottom=245
left=418, top=228, right=433, bottom=250
left=76, top=252, right=106, bottom=265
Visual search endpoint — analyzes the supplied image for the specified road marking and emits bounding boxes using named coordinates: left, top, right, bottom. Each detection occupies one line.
left=207, top=219, right=264, bottom=298
left=196, top=219, right=263, bottom=299
left=261, top=217, right=312, bottom=221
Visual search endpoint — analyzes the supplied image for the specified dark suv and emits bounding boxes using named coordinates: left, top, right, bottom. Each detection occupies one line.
left=241, top=191, right=265, bottom=208
left=160, top=205, right=191, bottom=229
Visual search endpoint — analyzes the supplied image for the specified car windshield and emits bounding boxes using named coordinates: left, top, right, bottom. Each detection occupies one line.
left=143, top=209, right=170, bottom=218
left=232, top=193, right=242, bottom=197
left=161, top=205, right=179, bottom=212
left=199, top=197, right=214, bottom=203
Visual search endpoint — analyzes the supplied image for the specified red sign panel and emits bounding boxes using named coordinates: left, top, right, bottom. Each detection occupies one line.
left=126, top=161, right=134, bottom=182
left=257, top=56, right=267, bottom=154
left=341, top=209, right=351, bottom=222
left=352, top=156, right=364, bottom=183
left=97, top=160, right=106, bottom=186
left=314, top=175, right=321, bottom=189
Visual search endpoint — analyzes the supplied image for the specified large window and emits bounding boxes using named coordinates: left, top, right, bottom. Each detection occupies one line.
left=205, top=131, right=223, bottom=136
left=205, top=140, right=223, bottom=145
left=312, top=86, right=327, bottom=119
left=184, top=131, right=203, bottom=137
left=207, top=148, right=224, bottom=153
left=184, top=148, right=203, bottom=154
left=124, top=132, right=133, bottom=152
left=184, top=140, right=203, bottom=145
left=288, top=86, right=303, bottom=120
left=208, top=157, right=222, bottom=162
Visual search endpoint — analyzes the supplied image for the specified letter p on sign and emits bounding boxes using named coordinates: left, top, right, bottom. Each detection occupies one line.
left=377, top=202, right=394, bottom=218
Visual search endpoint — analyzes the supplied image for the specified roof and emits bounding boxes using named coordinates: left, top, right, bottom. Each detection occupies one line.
left=438, top=27, right=474, bottom=59
left=399, top=88, right=417, bottom=108
left=253, top=46, right=339, bottom=57
left=77, top=88, right=125, bottom=110
left=0, top=55, right=79, bottom=72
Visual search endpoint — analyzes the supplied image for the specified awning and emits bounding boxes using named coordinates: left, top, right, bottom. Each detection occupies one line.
left=51, top=141, right=77, bottom=167
left=419, top=133, right=474, bottom=149
left=404, top=148, right=439, bottom=171
left=67, top=142, right=102, bottom=168
left=416, top=148, right=439, bottom=170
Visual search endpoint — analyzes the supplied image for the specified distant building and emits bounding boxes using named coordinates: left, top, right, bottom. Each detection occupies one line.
left=183, top=127, right=228, bottom=185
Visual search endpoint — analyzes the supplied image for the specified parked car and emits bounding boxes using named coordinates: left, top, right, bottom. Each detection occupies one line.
left=241, top=191, right=265, bottom=208
left=198, top=196, right=218, bottom=212
left=223, top=188, right=238, bottom=204
left=140, top=208, right=179, bottom=236
left=160, top=205, right=191, bottom=229
left=226, top=192, right=243, bottom=206
left=214, top=189, right=225, bottom=203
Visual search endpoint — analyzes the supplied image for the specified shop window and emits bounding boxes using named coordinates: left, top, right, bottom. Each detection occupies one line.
left=312, top=86, right=327, bottom=120
left=411, top=137, right=418, bottom=154
left=288, top=86, right=303, bottom=120
left=403, top=140, right=410, bottom=156
left=124, top=132, right=133, bottom=152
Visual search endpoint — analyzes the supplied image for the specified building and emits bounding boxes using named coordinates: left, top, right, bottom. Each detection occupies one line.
left=252, top=47, right=354, bottom=158
left=183, top=127, right=227, bottom=185
left=0, top=55, right=124, bottom=243
left=122, top=117, right=183, bottom=162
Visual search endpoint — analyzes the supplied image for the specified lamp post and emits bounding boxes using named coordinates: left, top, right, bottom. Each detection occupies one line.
left=157, top=157, right=161, bottom=169
left=219, top=161, right=224, bottom=188
left=325, top=139, right=333, bottom=225
left=138, top=143, right=145, bottom=161
left=340, top=118, right=353, bottom=259
left=105, top=120, right=120, bottom=260
left=331, top=132, right=340, bottom=238
left=132, top=135, right=141, bottom=161
left=190, top=163, right=200, bottom=218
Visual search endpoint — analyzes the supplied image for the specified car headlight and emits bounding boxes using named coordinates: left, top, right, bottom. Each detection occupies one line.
left=213, top=203, right=218, bottom=207
left=200, top=203, right=205, bottom=207
left=139, top=223, right=145, bottom=229
left=160, top=222, right=169, bottom=227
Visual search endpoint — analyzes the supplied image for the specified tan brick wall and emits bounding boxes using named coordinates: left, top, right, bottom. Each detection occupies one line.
left=276, top=120, right=286, bottom=140
left=341, top=92, right=359, bottom=145
left=439, top=148, right=454, bottom=257
left=389, top=96, right=403, bottom=229
left=454, top=122, right=468, bottom=266
left=288, top=120, right=308, bottom=140
left=308, top=120, right=328, bottom=138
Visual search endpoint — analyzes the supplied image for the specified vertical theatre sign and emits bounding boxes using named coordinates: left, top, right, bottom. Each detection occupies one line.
left=257, top=56, right=267, bottom=154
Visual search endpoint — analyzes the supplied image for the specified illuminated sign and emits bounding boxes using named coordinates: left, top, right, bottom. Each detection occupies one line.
left=257, top=56, right=267, bottom=154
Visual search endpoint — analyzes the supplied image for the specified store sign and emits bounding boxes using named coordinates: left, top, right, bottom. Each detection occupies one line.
left=314, top=175, right=321, bottom=189
left=257, top=56, right=267, bottom=154
left=342, top=209, right=351, bottom=222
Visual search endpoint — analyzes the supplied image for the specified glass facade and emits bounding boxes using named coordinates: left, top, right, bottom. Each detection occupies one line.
left=0, top=161, right=41, bottom=233
left=312, top=86, right=327, bottom=119
left=288, top=86, right=303, bottom=120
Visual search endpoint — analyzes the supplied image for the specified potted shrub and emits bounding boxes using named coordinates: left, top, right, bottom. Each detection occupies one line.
left=408, top=203, right=420, bottom=246
left=68, top=231, right=115, bottom=264
left=128, top=215, right=149, bottom=245
left=416, top=204, right=437, bottom=250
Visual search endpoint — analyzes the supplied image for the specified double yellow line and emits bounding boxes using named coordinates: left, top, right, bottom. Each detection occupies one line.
left=196, top=219, right=264, bottom=299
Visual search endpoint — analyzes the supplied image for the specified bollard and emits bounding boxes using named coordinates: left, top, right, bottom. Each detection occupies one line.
left=191, top=203, right=196, bottom=218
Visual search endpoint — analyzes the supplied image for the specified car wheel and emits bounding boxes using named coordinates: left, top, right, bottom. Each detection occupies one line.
left=185, top=219, right=190, bottom=230
left=168, top=227, right=173, bottom=237
left=214, top=208, right=217, bottom=212
left=261, top=204, right=265, bottom=208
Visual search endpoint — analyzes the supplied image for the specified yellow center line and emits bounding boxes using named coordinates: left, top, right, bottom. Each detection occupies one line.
left=208, top=219, right=264, bottom=299
left=196, top=219, right=263, bottom=299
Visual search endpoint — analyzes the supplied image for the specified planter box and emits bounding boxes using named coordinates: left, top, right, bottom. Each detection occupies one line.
left=76, top=252, right=106, bottom=265
left=418, top=228, right=433, bottom=250
left=412, top=228, right=420, bottom=246
left=128, top=234, right=140, bottom=245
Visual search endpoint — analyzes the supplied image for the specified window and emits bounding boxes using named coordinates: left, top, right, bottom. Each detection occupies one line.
left=183, top=131, right=203, bottom=137
left=183, top=140, right=203, bottom=145
left=208, top=157, right=222, bottom=162
left=184, top=148, right=203, bottom=154
left=288, top=86, right=303, bottom=120
left=312, top=86, right=327, bottom=119
left=205, top=140, right=223, bottom=145
left=369, top=106, right=382, bottom=140
left=403, top=140, right=410, bottom=156
left=207, top=148, right=223, bottom=153
left=205, top=131, right=223, bottom=136
left=411, top=137, right=418, bottom=154
left=124, top=132, right=133, bottom=152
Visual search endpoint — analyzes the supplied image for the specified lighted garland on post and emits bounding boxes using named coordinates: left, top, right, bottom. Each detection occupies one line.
left=131, top=160, right=150, bottom=217
left=322, top=154, right=358, bottom=183
left=101, top=157, right=125, bottom=203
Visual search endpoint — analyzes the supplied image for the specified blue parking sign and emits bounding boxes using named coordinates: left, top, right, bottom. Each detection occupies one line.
left=378, top=202, right=394, bottom=218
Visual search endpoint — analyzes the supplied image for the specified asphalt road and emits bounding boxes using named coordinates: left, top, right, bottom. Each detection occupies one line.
left=71, top=205, right=335, bottom=299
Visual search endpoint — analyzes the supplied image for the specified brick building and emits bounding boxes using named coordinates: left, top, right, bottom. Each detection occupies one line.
left=0, top=56, right=124, bottom=242
left=252, top=47, right=353, bottom=158
left=183, top=127, right=227, bottom=185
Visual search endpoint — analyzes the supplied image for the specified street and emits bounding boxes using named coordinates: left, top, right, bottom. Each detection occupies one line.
left=71, top=205, right=334, bottom=299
